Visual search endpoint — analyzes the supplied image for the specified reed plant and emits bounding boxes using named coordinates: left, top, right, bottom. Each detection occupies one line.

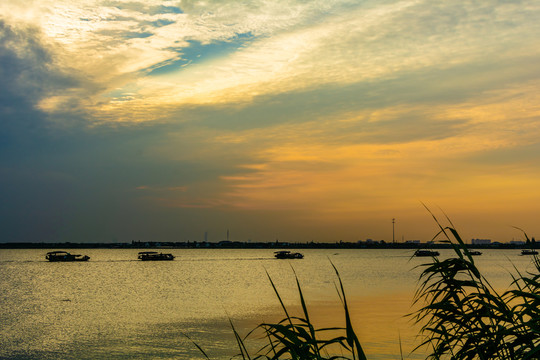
left=411, top=210, right=540, bottom=359
left=188, top=262, right=367, bottom=360
left=251, top=264, right=367, bottom=360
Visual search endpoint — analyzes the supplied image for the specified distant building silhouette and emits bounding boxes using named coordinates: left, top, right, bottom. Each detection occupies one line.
left=472, top=238, right=491, bottom=245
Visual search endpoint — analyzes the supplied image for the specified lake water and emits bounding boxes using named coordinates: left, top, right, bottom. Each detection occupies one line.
left=1, top=248, right=537, bottom=359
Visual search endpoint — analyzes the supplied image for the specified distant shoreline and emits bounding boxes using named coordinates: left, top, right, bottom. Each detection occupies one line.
left=0, top=240, right=536, bottom=250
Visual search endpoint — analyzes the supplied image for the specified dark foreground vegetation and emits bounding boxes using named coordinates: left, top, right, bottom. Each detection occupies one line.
left=193, top=215, right=540, bottom=359
left=411, top=215, right=540, bottom=359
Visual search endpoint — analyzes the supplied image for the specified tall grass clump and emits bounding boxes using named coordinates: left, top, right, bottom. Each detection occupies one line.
left=189, top=262, right=367, bottom=360
left=252, top=264, right=367, bottom=360
left=412, top=210, right=540, bottom=359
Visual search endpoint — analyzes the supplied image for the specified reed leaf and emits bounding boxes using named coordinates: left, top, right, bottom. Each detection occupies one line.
left=291, top=266, right=320, bottom=358
left=229, top=317, right=252, bottom=360
left=330, top=262, right=367, bottom=360
left=183, top=333, right=211, bottom=360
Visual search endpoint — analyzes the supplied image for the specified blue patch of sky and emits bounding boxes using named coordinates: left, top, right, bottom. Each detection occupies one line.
left=148, top=19, right=176, bottom=28
left=98, top=15, right=175, bottom=28
left=124, top=31, right=153, bottom=39
left=97, top=29, right=154, bottom=39
left=149, top=5, right=183, bottom=15
left=146, top=32, right=256, bottom=76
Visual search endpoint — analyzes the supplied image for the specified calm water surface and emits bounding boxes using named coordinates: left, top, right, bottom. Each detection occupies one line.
left=1, top=248, right=536, bottom=359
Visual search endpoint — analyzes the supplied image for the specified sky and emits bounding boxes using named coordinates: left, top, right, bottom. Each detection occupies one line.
left=1, top=0, right=540, bottom=243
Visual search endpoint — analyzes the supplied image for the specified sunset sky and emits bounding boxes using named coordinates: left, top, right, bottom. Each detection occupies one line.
left=1, top=0, right=540, bottom=243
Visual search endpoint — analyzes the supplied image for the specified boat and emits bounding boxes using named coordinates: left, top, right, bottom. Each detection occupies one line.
left=469, top=250, right=482, bottom=256
left=138, top=251, right=175, bottom=261
left=414, top=249, right=440, bottom=257
left=46, top=251, right=90, bottom=262
left=521, top=249, right=539, bottom=255
left=274, top=250, right=304, bottom=259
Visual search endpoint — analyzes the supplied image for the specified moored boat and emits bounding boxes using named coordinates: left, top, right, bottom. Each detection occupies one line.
left=521, top=249, right=539, bottom=255
left=414, top=249, right=440, bottom=257
left=46, top=251, right=90, bottom=262
left=469, top=250, right=482, bottom=256
left=274, top=250, right=304, bottom=259
left=138, top=251, right=175, bottom=261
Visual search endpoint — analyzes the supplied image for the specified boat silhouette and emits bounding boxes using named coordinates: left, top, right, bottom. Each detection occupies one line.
left=138, top=251, right=175, bottom=261
left=46, top=251, right=90, bottom=262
